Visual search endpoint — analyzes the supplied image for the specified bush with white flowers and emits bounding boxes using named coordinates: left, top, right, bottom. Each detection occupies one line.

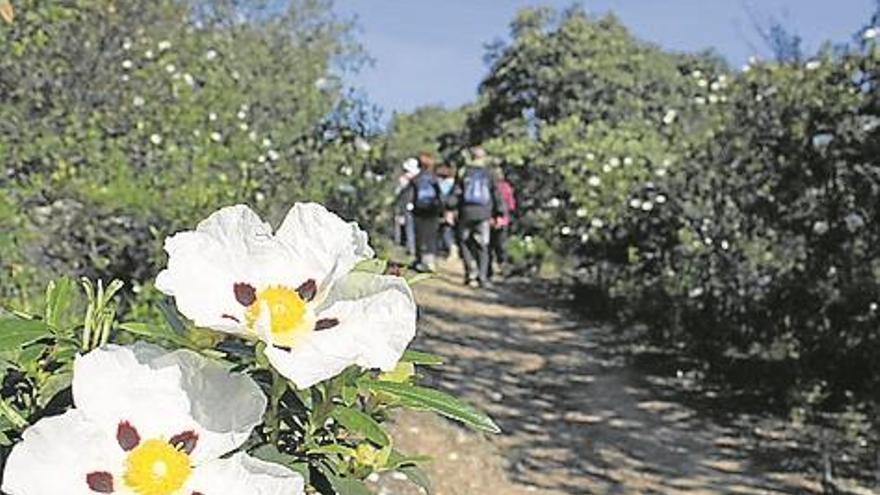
left=0, top=203, right=498, bottom=494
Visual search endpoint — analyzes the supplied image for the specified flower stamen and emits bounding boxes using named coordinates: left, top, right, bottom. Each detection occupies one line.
left=123, top=438, right=192, bottom=495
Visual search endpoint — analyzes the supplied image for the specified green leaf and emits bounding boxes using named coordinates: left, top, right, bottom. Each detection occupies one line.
left=330, top=406, right=390, bottom=446
left=401, top=350, right=445, bottom=365
left=386, top=449, right=432, bottom=469
left=119, top=322, right=190, bottom=346
left=0, top=318, right=52, bottom=351
left=251, top=444, right=299, bottom=465
left=323, top=471, right=372, bottom=495
left=362, top=381, right=500, bottom=434
left=44, top=277, right=77, bottom=331
left=354, top=258, right=388, bottom=274
left=405, top=272, right=434, bottom=286
left=399, top=465, right=432, bottom=494
left=37, top=370, right=73, bottom=408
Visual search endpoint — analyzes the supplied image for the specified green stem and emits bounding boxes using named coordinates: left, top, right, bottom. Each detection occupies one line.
left=268, top=367, right=284, bottom=446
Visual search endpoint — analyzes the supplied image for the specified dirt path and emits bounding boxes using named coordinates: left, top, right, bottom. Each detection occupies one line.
left=375, top=259, right=821, bottom=495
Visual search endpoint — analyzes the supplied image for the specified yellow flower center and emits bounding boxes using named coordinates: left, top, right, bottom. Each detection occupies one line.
left=246, top=285, right=312, bottom=347
left=123, top=439, right=191, bottom=495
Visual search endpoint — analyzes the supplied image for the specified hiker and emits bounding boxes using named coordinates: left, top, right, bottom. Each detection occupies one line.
left=406, top=152, right=444, bottom=272
left=489, top=165, right=516, bottom=278
left=450, top=147, right=506, bottom=288
left=436, top=162, right=458, bottom=259
left=393, top=158, right=420, bottom=256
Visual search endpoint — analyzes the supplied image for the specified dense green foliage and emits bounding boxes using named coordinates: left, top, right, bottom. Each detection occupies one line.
left=450, top=6, right=880, bottom=411
left=0, top=0, right=386, bottom=312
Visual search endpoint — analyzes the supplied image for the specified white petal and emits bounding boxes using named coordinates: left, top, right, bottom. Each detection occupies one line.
left=188, top=453, right=305, bottom=495
left=2, top=410, right=122, bottom=495
left=73, top=343, right=266, bottom=464
left=267, top=273, right=416, bottom=388
left=275, top=203, right=374, bottom=290
left=155, top=204, right=301, bottom=333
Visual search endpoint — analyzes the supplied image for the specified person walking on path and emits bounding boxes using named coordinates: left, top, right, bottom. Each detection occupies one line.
left=489, top=165, right=516, bottom=278
left=406, top=152, right=444, bottom=272
left=436, top=162, right=458, bottom=260
left=450, top=147, right=506, bottom=288
left=393, top=158, right=420, bottom=256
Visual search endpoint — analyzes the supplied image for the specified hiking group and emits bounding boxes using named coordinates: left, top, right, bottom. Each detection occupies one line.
left=394, top=147, right=516, bottom=289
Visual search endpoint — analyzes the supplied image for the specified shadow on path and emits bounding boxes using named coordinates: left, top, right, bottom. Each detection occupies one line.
left=410, top=260, right=820, bottom=495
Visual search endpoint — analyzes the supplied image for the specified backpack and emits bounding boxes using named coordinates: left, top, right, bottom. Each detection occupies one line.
left=413, top=173, right=441, bottom=211
left=463, top=167, right=492, bottom=206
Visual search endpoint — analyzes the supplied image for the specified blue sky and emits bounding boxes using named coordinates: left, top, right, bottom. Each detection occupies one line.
left=334, top=1, right=876, bottom=117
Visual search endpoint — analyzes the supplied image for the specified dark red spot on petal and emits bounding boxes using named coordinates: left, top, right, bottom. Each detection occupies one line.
left=192, top=492, right=205, bottom=495
left=233, top=283, right=256, bottom=306
left=86, top=471, right=114, bottom=493
left=296, top=279, right=317, bottom=302
left=221, top=313, right=241, bottom=323
left=116, top=421, right=140, bottom=451
left=273, top=344, right=292, bottom=351
left=169, top=430, right=199, bottom=454
left=314, top=318, right=340, bottom=331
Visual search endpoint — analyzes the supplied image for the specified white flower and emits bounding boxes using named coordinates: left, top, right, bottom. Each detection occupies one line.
left=144, top=49, right=154, bottom=59
left=237, top=110, right=247, bottom=120
left=623, top=157, right=633, bottom=166
left=697, top=79, right=708, bottom=88
left=655, top=194, right=667, bottom=204
left=708, top=94, right=719, bottom=104
left=588, top=176, right=601, bottom=187
left=158, top=40, right=172, bottom=51
left=208, top=112, right=217, bottom=121
left=590, top=218, right=604, bottom=228
left=210, top=132, right=222, bottom=142
left=710, top=81, right=721, bottom=92
left=580, top=233, right=590, bottom=243
left=548, top=197, right=562, bottom=208
left=268, top=150, right=280, bottom=161
left=205, top=49, right=218, bottom=61
left=165, top=63, right=176, bottom=74
left=805, top=60, right=821, bottom=71
left=629, top=198, right=642, bottom=209
left=121, top=74, right=130, bottom=82
left=122, top=40, right=132, bottom=50
left=576, top=207, right=588, bottom=218
left=720, top=240, right=730, bottom=250
left=355, top=137, right=372, bottom=152
left=609, top=157, right=621, bottom=167
left=255, top=192, right=266, bottom=203
left=662, top=109, right=677, bottom=125
left=155, top=204, right=417, bottom=388
left=641, top=201, right=654, bottom=212
left=121, top=59, right=133, bottom=70
left=602, top=164, right=612, bottom=173
left=183, top=73, right=195, bottom=86
left=340, top=166, right=353, bottom=176
left=150, top=134, right=162, bottom=145
left=231, top=70, right=240, bottom=80
left=560, top=226, right=572, bottom=236
left=865, top=27, right=878, bottom=40
left=813, top=221, right=829, bottom=235
left=586, top=152, right=595, bottom=161
left=257, top=155, right=267, bottom=163
left=240, top=123, right=249, bottom=131
left=2, top=344, right=303, bottom=495
left=133, top=96, right=145, bottom=107
left=249, top=131, right=258, bottom=142
left=695, top=96, right=706, bottom=105
left=262, top=137, right=272, bottom=148
left=691, top=70, right=703, bottom=78
left=314, top=77, right=330, bottom=90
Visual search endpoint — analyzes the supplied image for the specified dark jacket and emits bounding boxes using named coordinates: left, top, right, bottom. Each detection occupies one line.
left=450, top=165, right=506, bottom=222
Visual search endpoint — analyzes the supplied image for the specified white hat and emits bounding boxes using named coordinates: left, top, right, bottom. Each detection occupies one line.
left=402, top=158, right=419, bottom=175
